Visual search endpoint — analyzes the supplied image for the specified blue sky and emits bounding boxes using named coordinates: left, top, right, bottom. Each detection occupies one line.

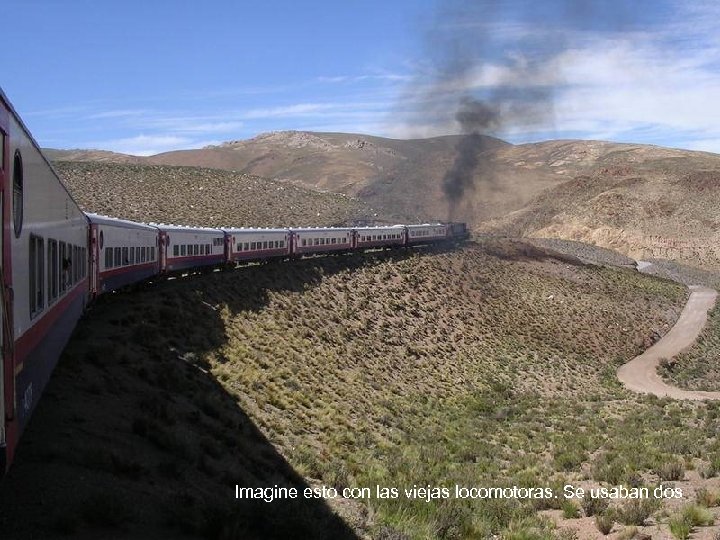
left=2, top=0, right=719, bottom=155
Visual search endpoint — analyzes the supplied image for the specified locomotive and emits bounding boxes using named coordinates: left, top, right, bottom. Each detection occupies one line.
left=0, top=87, right=468, bottom=474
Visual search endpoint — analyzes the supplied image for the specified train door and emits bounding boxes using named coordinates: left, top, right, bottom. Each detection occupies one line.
left=89, top=224, right=98, bottom=298
left=158, top=230, right=167, bottom=273
left=0, top=100, right=14, bottom=471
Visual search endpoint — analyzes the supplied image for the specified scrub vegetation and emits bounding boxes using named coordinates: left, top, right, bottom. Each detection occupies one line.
left=659, top=304, right=720, bottom=392
left=2, top=240, right=720, bottom=539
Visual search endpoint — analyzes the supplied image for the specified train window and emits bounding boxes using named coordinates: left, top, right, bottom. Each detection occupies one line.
left=122, top=247, right=129, bottom=266
left=129, top=247, right=135, bottom=264
left=313, top=238, right=319, bottom=246
left=29, top=235, right=44, bottom=316
left=81, top=247, right=86, bottom=278
left=141, top=247, right=146, bottom=262
left=279, top=240, right=284, bottom=248
left=150, top=247, right=155, bottom=261
left=205, top=244, right=210, bottom=254
left=13, top=150, right=23, bottom=238
left=48, top=240, right=58, bottom=303
left=301, top=239, right=307, bottom=247
left=180, top=245, right=186, bottom=256
left=173, top=245, right=179, bottom=256
left=73, top=246, right=80, bottom=283
left=105, top=246, right=113, bottom=269
left=114, top=248, right=121, bottom=269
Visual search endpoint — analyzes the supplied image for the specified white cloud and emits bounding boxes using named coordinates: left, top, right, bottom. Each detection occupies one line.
left=88, top=134, right=194, bottom=156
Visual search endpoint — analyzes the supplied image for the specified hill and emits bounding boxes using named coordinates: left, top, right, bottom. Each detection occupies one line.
left=3, top=241, right=720, bottom=539
left=48, top=133, right=720, bottom=270
left=54, top=161, right=393, bottom=228
left=480, top=140, right=720, bottom=271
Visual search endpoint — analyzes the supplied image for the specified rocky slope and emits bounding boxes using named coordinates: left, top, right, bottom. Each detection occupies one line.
left=54, top=161, right=394, bottom=228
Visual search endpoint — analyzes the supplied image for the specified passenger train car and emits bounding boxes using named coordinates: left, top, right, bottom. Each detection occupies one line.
left=0, top=87, right=469, bottom=474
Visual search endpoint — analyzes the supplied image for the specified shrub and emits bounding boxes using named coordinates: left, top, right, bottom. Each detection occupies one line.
left=617, top=499, right=658, bottom=526
left=682, top=503, right=714, bottom=527
left=668, top=515, right=691, bottom=540
left=561, top=500, right=580, bottom=519
left=595, top=513, right=614, bottom=535
left=695, top=487, right=719, bottom=508
left=657, top=460, right=685, bottom=481
left=617, top=526, right=638, bottom=540
left=581, top=491, right=610, bottom=516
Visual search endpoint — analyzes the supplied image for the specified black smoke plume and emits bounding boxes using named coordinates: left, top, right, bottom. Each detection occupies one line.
left=401, top=0, right=647, bottom=221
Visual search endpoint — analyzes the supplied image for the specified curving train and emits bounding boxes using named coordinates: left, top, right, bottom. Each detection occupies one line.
left=0, top=87, right=468, bottom=474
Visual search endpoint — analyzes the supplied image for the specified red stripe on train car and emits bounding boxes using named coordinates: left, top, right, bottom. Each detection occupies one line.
left=166, top=254, right=224, bottom=265
left=231, top=248, right=289, bottom=260
left=356, top=240, right=404, bottom=248
left=295, top=244, right=351, bottom=253
left=14, top=279, right=87, bottom=370
left=99, top=261, right=158, bottom=278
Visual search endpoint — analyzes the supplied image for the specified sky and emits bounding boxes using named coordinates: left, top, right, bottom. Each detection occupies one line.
left=2, top=0, right=719, bottom=156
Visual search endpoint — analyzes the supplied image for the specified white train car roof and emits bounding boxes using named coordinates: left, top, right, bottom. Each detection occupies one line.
left=0, top=86, right=87, bottom=219
left=154, top=223, right=224, bottom=234
left=222, top=227, right=289, bottom=234
left=86, top=213, right=159, bottom=231
left=354, top=225, right=406, bottom=231
left=290, top=227, right=354, bottom=233
left=405, top=223, right=444, bottom=229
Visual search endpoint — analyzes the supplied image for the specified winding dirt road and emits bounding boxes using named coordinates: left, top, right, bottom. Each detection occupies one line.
left=617, top=286, right=720, bottom=400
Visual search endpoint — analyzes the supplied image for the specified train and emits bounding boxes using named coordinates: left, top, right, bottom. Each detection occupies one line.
left=0, top=87, right=469, bottom=474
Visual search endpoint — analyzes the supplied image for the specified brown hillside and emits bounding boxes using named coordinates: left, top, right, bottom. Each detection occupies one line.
left=481, top=141, right=720, bottom=271
left=54, top=161, right=395, bottom=228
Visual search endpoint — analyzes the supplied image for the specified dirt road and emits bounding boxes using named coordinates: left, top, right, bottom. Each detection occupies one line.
left=617, top=285, right=720, bottom=400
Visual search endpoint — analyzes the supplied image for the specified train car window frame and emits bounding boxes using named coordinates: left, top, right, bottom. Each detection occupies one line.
left=122, top=247, right=129, bottom=266
left=73, top=245, right=80, bottom=283
left=180, top=245, right=186, bottom=256
left=150, top=247, right=155, bottom=261
left=173, top=245, right=179, bottom=256
left=13, top=150, right=23, bottom=238
left=48, top=239, right=58, bottom=304
left=130, top=247, right=135, bottom=264
left=60, top=242, right=68, bottom=292
left=29, top=235, right=45, bottom=317
left=105, top=246, right=113, bottom=269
